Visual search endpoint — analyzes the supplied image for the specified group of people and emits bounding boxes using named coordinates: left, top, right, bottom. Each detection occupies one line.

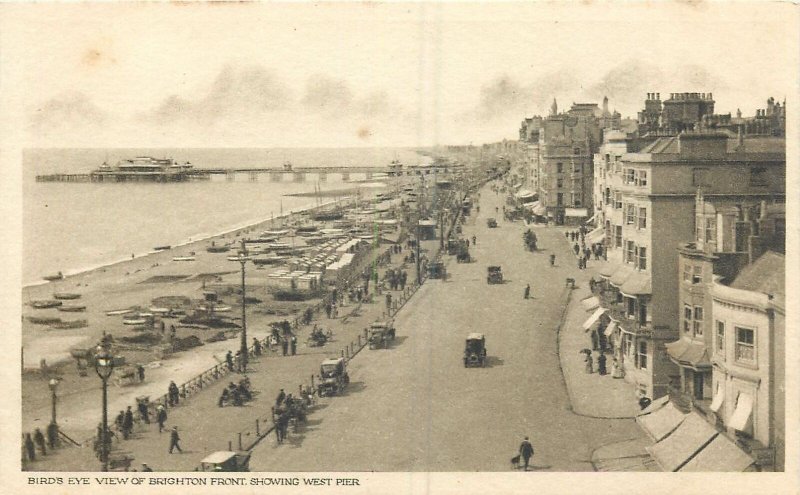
left=584, top=324, right=624, bottom=379
left=384, top=268, right=408, bottom=291
left=22, top=428, right=51, bottom=462
left=218, top=378, right=253, bottom=407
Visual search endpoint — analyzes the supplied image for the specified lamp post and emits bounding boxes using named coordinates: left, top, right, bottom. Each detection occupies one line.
left=230, top=240, right=250, bottom=373
left=47, top=378, right=59, bottom=449
left=94, top=346, right=114, bottom=472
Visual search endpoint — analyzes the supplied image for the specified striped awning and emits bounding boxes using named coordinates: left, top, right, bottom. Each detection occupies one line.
left=582, top=307, right=607, bottom=331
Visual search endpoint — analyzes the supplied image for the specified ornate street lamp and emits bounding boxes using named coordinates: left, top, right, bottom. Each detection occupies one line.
left=229, top=240, right=250, bottom=373
left=47, top=378, right=59, bottom=448
left=94, top=346, right=114, bottom=472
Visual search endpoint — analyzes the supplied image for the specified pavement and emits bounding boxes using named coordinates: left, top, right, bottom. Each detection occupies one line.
left=246, top=185, right=644, bottom=472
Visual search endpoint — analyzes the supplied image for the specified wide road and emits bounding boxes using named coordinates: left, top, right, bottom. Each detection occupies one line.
left=250, top=187, right=629, bottom=471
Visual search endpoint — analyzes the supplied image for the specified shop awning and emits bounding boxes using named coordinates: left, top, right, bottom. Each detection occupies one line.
left=610, top=264, right=635, bottom=287
left=728, top=392, right=753, bottom=431
left=582, top=307, right=607, bottom=331
left=598, top=258, right=621, bottom=279
left=533, top=204, right=547, bottom=216
left=620, top=271, right=652, bottom=296
left=565, top=207, right=588, bottom=217
left=638, top=395, right=670, bottom=416
left=585, top=226, right=605, bottom=245
left=581, top=296, right=600, bottom=311
left=710, top=382, right=724, bottom=413
left=604, top=320, right=618, bottom=337
left=636, top=402, right=687, bottom=441
left=665, top=338, right=712, bottom=368
left=646, top=412, right=719, bottom=471
left=515, top=189, right=536, bottom=200
left=679, top=433, right=755, bottom=472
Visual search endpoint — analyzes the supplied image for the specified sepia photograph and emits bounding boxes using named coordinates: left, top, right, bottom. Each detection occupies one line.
left=1, top=1, right=797, bottom=494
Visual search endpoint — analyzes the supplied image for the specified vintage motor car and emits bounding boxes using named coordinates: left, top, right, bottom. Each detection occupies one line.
left=486, top=217, right=498, bottom=228
left=317, top=357, right=350, bottom=397
left=464, top=333, right=487, bottom=368
left=368, top=321, right=396, bottom=349
left=487, top=266, right=503, bottom=284
left=199, top=451, right=251, bottom=472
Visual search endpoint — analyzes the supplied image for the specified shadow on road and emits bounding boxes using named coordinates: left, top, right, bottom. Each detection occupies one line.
left=484, top=356, right=504, bottom=367
left=342, top=381, right=367, bottom=396
left=388, top=335, right=409, bottom=348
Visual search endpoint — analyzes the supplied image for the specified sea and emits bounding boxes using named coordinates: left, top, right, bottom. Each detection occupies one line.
left=23, top=148, right=431, bottom=287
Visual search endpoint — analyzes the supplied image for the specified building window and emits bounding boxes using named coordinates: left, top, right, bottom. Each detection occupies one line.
left=716, top=321, right=725, bottom=357
left=683, top=263, right=692, bottom=282
left=625, top=169, right=635, bottom=184
left=626, top=204, right=636, bottom=225
left=638, top=301, right=648, bottom=325
left=693, top=306, right=704, bottom=336
left=638, top=247, right=647, bottom=270
left=604, top=187, right=611, bottom=204
left=637, top=341, right=648, bottom=369
left=775, top=217, right=785, bottom=237
left=692, top=265, right=702, bottom=284
left=572, top=193, right=582, bottom=206
left=557, top=178, right=564, bottom=188
left=749, top=167, right=767, bottom=186
left=636, top=170, right=648, bottom=187
left=614, top=192, right=622, bottom=209
left=626, top=241, right=635, bottom=264
left=705, top=217, right=716, bottom=243
left=557, top=193, right=564, bottom=206
left=573, top=162, right=582, bottom=173
left=556, top=162, right=563, bottom=173
left=684, top=305, right=692, bottom=333
left=638, top=207, right=647, bottom=229
left=735, top=327, right=755, bottom=363
left=615, top=226, right=622, bottom=248
left=574, top=147, right=581, bottom=155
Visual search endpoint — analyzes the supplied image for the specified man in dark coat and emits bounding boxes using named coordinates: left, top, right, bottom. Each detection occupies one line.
left=290, top=335, right=297, bottom=356
left=519, top=436, right=535, bottom=471
left=598, top=352, right=607, bottom=375
left=123, top=406, right=134, bottom=440
left=225, top=351, right=234, bottom=371
left=137, top=365, right=145, bottom=383
left=24, top=433, right=36, bottom=461
left=168, top=426, right=182, bottom=453
left=33, top=428, right=47, bottom=456
left=138, top=400, right=150, bottom=424
left=253, top=338, right=262, bottom=356
left=276, top=388, right=286, bottom=406
left=523, top=284, right=530, bottom=299
left=282, top=338, right=289, bottom=356
left=168, top=381, right=180, bottom=406
left=156, top=406, right=167, bottom=433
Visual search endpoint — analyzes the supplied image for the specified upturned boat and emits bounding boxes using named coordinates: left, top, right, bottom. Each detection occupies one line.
left=43, top=272, right=64, bottom=281
left=58, top=305, right=87, bottom=312
left=53, top=292, right=81, bottom=300
left=31, top=300, right=63, bottom=309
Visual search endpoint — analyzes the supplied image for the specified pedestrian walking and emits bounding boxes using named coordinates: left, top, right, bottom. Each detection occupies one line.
left=168, top=426, right=182, bottom=454
left=290, top=335, right=297, bottom=356
left=386, top=293, right=392, bottom=312
left=33, top=428, right=47, bottom=456
left=598, top=352, right=607, bottom=375
left=115, top=410, right=125, bottom=431
left=573, top=243, right=580, bottom=256
left=156, top=405, right=167, bottom=433
left=472, top=235, right=476, bottom=246
left=612, top=357, right=624, bottom=379
left=137, top=364, right=146, bottom=383
left=168, top=381, right=180, bottom=407
left=225, top=351, right=234, bottom=371
left=281, top=338, right=289, bottom=356
left=584, top=353, right=594, bottom=374
left=123, top=406, right=134, bottom=440
left=24, top=433, right=36, bottom=461
left=519, top=436, right=535, bottom=471
left=549, top=254, right=556, bottom=266
left=253, top=338, right=262, bottom=356
left=523, top=284, right=530, bottom=299
left=325, top=302, right=332, bottom=319
left=138, top=400, right=150, bottom=424
left=590, top=330, right=599, bottom=351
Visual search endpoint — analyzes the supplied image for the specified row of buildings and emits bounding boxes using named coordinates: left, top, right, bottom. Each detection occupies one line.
left=518, top=93, right=786, bottom=471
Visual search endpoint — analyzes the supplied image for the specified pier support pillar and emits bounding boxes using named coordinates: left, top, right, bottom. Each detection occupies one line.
left=293, top=172, right=306, bottom=182
left=365, top=172, right=373, bottom=180
left=318, top=172, right=327, bottom=183
left=226, top=171, right=235, bottom=181
left=249, top=171, right=258, bottom=182
left=341, top=172, right=350, bottom=181
left=270, top=172, right=282, bottom=182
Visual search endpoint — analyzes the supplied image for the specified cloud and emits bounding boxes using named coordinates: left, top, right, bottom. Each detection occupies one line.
left=27, top=91, right=109, bottom=134
left=475, top=75, right=527, bottom=120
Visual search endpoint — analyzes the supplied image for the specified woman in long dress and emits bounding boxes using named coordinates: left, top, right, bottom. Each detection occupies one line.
left=584, top=354, right=594, bottom=374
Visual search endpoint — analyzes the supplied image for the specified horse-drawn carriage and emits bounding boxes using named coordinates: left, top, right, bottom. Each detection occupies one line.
left=368, top=321, right=396, bottom=349
left=487, top=266, right=503, bottom=284
left=317, top=358, right=349, bottom=397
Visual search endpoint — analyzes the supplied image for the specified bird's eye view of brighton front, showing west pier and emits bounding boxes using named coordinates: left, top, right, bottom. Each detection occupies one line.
left=3, top=2, right=798, bottom=495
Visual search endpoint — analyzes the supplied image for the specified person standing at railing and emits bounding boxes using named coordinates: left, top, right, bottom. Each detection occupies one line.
left=156, top=405, right=167, bottom=433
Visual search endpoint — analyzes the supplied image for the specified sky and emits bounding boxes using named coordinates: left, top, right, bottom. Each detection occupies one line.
left=1, top=1, right=797, bottom=148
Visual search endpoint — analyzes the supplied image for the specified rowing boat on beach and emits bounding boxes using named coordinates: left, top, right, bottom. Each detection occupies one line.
left=58, top=305, right=87, bottom=312
left=262, top=229, right=290, bottom=236
left=123, top=318, right=148, bottom=325
left=206, top=245, right=231, bottom=253
left=53, top=292, right=81, bottom=300
left=154, top=245, right=171, bottom=251
left=49, top=319, right=88, bottom=329
left=31, top=300, right=63, bottom=309
left=106, top=308, right=135, bottom=316
left=43, top=272, right=64, bottom=282
left=173, top=256, right=196, bottom=261
left=27, top=316, right=62, bottom=325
